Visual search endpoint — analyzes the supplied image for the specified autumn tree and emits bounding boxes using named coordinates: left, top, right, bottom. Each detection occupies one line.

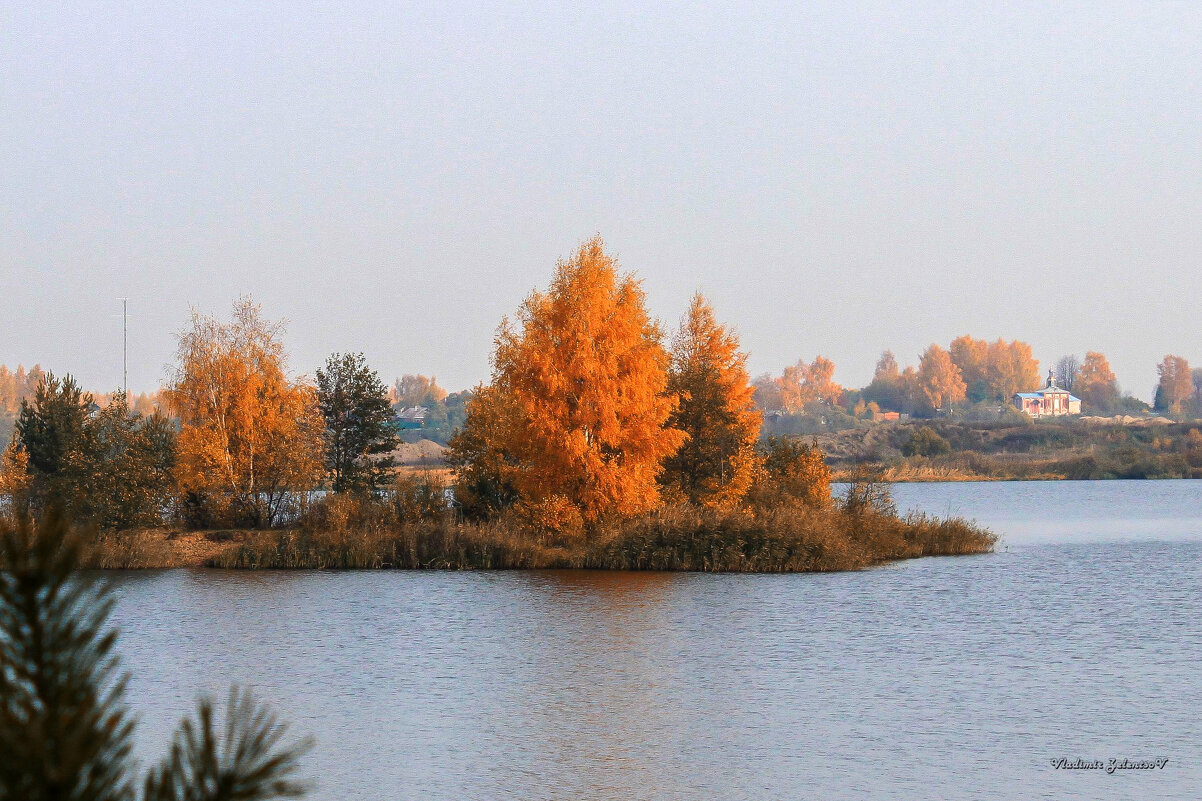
left=391, top=374, right=447, bottom=409
left=0, top=366, right=11, bottom=415
left=316, top=353, right=399, bottom=493
left=661, top=294, right=762, bottom=509
left=984, top=339, right=1040, bottom=401
left=0, top=438, right=32, bottom=516
left=166, top=299, right=323, bottom=528
left=917, top=345, right=966, bottom=412
left=759, top=436, right=831, bottom=508
left=1155, top=355, right=1194, bottom=416
left=1075, top=351, right=1118, bottom=412
left=862, top=351, right=905, bottom=411
left=130, top=392, right=163, bottom=416
left=948, top=336, right=1040, bottom=402
left=446, top=385, right=521, bottom=519
left=874, top=351, right=899, bottom=379
left=778, top=356, right=842, bottom=412
left=949, top=336, right=990, bottom=402
left=0, top=364, right=46, bottom=415
left=898, top=365, right=923, bottom=415
left=751, top=374, right=784, bottom=411
left=454, top=237, right=683, bottom=524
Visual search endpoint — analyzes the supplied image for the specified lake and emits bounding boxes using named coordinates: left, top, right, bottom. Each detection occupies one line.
left=110, top=480, right=1202, bottom=800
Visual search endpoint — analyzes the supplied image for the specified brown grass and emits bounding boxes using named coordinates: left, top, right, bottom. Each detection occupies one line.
left=81, top=529, right=255, bottom=569
left=72, top=486, right=996, bottom=572
left=204, top=494, right=996, bottom=572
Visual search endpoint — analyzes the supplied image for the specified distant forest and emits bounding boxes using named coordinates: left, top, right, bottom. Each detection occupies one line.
left=4, top=338, right=1200, bottom=449
left=751, top=341, right=1200, bottom=436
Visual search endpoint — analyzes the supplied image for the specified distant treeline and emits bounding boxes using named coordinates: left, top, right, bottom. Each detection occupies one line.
left=753, top=342, right=1199, bottom=426
left=6, top=332, right=1198, bottom=452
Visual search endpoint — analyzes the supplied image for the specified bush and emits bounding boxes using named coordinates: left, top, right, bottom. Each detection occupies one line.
left=391, top=472, right=448, bottom=523
left=902, top=427, right=951, bottom=457
left=758, top=436, right=832, bottom=507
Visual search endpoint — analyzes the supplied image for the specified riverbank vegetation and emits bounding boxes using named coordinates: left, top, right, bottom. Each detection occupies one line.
left=208, top=482, right=993, bottom=572
left=817, top=418, right=1202, bottom=481
left=0, top=238, right=994, bottom=571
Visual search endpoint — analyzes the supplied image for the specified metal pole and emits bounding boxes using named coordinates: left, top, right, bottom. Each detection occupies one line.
left=122, top=298, right=128, bottom=398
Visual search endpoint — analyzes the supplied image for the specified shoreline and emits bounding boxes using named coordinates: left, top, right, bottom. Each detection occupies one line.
left=84, top=509, right=997, bottom=572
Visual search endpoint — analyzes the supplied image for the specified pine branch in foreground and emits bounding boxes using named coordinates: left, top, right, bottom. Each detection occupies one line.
left=144, top=689, right=311, bottom=801
left=0, top=510, right=312, bottom=801
left=0, top=509, right=135, bottom=801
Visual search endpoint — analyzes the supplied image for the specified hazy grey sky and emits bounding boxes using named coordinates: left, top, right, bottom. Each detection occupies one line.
left=2, top=1, right=1200, bottom=399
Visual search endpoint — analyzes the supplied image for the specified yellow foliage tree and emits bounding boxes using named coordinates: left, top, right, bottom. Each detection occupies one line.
left=985, top=338, right=1040, bottom=401
left=751, top=373, right=784, bottom=411
left=0, top=438, right=31, bottom=513
left=446, top=384, right=521, bottom=519
left=899, top=365, right=922, bottom=412
left=760, top=436, right=831, bottom=508
left=778, top=356, right=842, bottom=412
left=662, top=294, right=762, bottom=509
left=470, top=237, right=684, bottom=524
left=949, top=335, right=989, bottom=399
left=1075, top=351, right=1118, bottom=411
left=391, top=375, right=447, bottom=408
left=1156, top=355, right=1194, bottom=415
left=166, top=299, right=323, bottom=527
left=949, top=336, right=1039, bottom=402
left=917, top=344, right=967, bottom=411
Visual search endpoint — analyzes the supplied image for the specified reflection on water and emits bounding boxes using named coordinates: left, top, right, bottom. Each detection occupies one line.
left=111, top=481, right=1202, bottom=801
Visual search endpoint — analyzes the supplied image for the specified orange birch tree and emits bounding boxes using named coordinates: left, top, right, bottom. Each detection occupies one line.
left=1156, top=355, right=1193, bottom=415
left=166, top=299, right=322, bottom=527
left=1075, top=351, right=1118, bottom=411
left=475, top=237, right=684, bottom=524
left=778, top=356, right=842, bottom=412
left=918, top=344, right=967, bottom=411
left=984, top=339, right=1040, bottom=400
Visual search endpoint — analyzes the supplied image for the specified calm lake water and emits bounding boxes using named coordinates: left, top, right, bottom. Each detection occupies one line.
left=110, top=480, right=1202, bottom=801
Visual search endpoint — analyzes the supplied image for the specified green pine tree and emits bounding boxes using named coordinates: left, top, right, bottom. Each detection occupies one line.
left=316, top=353, right=399, bottom=493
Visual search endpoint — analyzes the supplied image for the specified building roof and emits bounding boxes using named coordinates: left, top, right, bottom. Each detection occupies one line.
left=1015, top=390, right=1081, bottom=402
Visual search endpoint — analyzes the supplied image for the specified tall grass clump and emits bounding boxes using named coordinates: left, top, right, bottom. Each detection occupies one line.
left=210, top=470, right=995, bottom=572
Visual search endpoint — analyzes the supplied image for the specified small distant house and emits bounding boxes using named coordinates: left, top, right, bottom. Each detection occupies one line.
left=395, top=406, right=428, bottom=429
left=872, top=411, right=901, bottom=423
left=1014, top=372, right=1081, bottom=417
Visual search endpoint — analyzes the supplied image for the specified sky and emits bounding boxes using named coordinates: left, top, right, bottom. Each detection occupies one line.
left=2, top=1, right=1200, bottom=399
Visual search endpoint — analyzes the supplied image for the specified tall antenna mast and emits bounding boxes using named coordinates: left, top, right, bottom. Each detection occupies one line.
left=121, top=298, right=128, bottom=398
